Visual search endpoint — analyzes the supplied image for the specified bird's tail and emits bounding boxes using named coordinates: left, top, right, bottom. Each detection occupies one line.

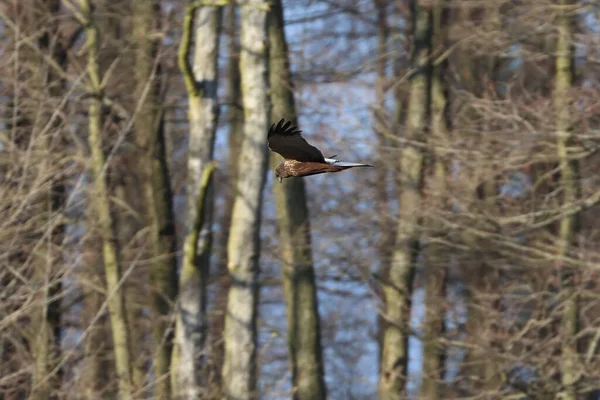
left=336, top=161, right=373, bottom=167
left=326, top=160, right=373, bottom=168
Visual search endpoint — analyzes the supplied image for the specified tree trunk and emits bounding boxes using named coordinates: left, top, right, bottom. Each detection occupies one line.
left=171, top=2, right=222, bottom=398
left=378, top=1, right=432, bottom=398
left=268, top=0, right=327, bottom=398
left=210, top=2, right=243, bottom=386
left=80, top=240, right=112, bottom=398
left=172, top=163, right=218, bottom=399
left=373, top=0, right=393, bottom=259
left=79, top=1, right=133, bottom=398
left=555, top=1, right=579, bottom=398
left=115, top=181, right=147, bottom=392
left=131, top=1, right=178, bottom=398
left=221, top=0, right=270, bottom=396
left=419, top=1, right=449, bottom=398
left=372, top=0, right=394, bottom=372
left=460, top=4, right=503, bottom=394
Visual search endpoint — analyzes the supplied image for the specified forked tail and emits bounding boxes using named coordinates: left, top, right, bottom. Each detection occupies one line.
left=324, top=157, right=373, bottom=168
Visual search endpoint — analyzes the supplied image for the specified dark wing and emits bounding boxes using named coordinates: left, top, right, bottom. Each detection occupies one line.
left=267, top=119, right=326, bottom=163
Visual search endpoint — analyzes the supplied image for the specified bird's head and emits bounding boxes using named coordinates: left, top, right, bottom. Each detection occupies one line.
left=274, top=163, right=288, bottom=183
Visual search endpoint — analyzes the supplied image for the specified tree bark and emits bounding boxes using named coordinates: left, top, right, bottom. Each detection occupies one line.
left=115, top=181, right=147, bottom=392
left=372, top=0, right=394, bottom=372
left=221, top=0, right=270, bottom=396
left=373, top=0, right=393, bottom=258
left=78, top=1, right=134, bottom=398
left=80, top=239, right=112, bottom=398
left=131, top=1, right=178, bottom=398
left=172, top=162, right=218, bottom=399
left=171, top=1, right=222, bottom=398
left=555, top=1, right=579, bottom=398
left=268, top=0, right=327, bottom=398
left=419, top=1, right=449, bottom=398
left=378, top=1, right=431, bottom=398
left=210, top=2, right=243, bottom=386
left=460, top=4, right=504, bottom=394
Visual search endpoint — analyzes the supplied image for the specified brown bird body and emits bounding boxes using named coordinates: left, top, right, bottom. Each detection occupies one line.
left=267, top=119, right=373, bottom=182
left=275, top=160, right=359, bottom=179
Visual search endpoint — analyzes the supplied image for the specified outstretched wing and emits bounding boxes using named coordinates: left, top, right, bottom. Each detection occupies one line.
left=267, top=119, right=326, bottom=163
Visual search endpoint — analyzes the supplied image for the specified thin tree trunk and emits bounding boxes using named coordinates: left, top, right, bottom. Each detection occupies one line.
left=210, top=2, right=243, bottom=386
left=419, top=1, right=449, bottom=398
left=460, top=4, right=504, bottom=394
left=221, top=0, right=270, bottom=396
left=131, top=1, right=178, bottom=397
left=555, top=1, right=579, bottom=398
left=113, top=175, right=146, bottom=392
left=78, top=1, right=133, bottom=398
left=378, top=1, right=432, bottom=398
left=85, top=0, right=148, bottom=392
left=373, top=0, right=392, bottom=255
left=81, top=240, right=112, bottom=398
left=172, top=163, right=218, bottom=399
left=171, top=2, right=222, bottom=398
left=268, top=0, right=327, bottom=398
left=372, top=0, right=394, bottom=371
left=31, top=173, right=64, bottom=400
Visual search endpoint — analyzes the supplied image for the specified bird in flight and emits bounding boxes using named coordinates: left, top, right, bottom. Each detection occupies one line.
left=267, top=118, right=373, bottom=183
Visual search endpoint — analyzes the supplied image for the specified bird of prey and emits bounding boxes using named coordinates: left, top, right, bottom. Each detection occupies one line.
left=267, top=118, right=373, bottom=183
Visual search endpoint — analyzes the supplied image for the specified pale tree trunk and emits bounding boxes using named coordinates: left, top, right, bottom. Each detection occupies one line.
left=555, top=1, right=579, bottom=398
left=171, top=2, right=222, bottom=398
left=373, top=0, right=393, bottom=258
left=172, top=162, right=218, bottom=399
left=372, top=0, right=393, bottom=369
left=131, top=1, right=178, bottom=398
left=378, top=1, right=431, bottom=398
left=419, top=1, right=449, bottom=398
left=86, top=0, right=148, bottom=391
left=78, top=1, right=133, bottom=398
left=268, top=0, right=326, bottom=398
left=221, top=0, right=270, bottom=396
left=211, top=2, right=243, bottom=385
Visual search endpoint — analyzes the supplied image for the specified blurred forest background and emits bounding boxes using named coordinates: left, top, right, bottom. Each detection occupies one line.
left=1, top=0, right=600, bottom=399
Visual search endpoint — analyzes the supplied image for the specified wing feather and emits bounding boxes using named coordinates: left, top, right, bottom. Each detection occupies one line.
left=267, top=118, right=325, bottom=162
